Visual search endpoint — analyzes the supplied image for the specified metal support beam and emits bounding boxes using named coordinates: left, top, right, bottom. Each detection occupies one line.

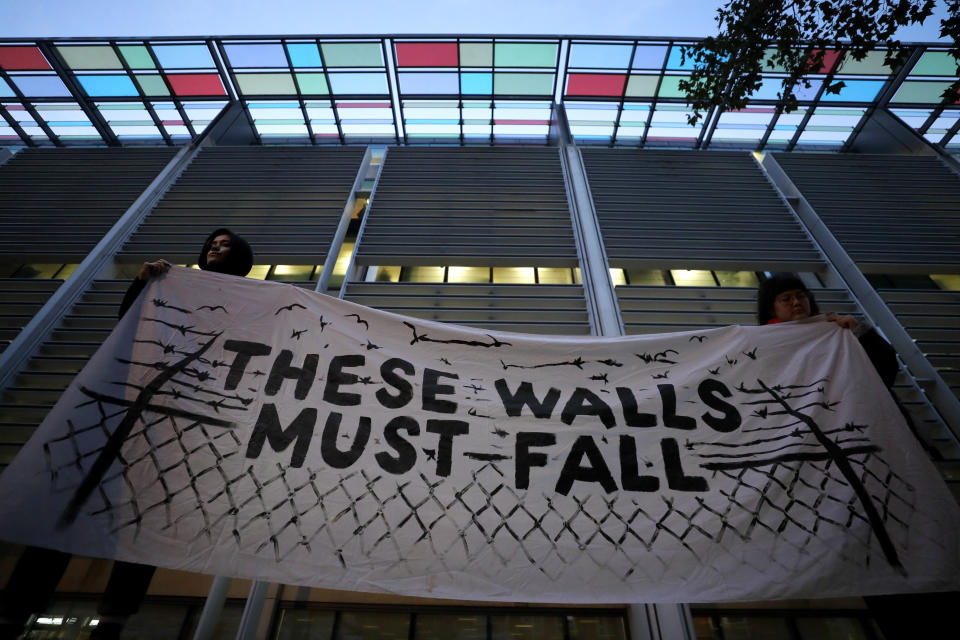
left=233, top=580, right=269, bottom=640
left=629, top=604, right=696, bottom=640
left=556, top=103, right=624, bottom=337
left=191, top=576, right=231, bottom=640
left=759, top=153, right=960, bottom=443
left=0, top=143, right=199, bottom=394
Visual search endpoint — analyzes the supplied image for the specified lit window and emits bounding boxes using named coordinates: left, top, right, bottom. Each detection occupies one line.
left=332, top=242, right=355, bottom=277
left=447, top=266, right=490, bottom=283
left=609, top=268, right=627, bottom=286
left=55, top=264, right=80, bottom=279
left=404, top=266, right=445, bottom=282
left=538, top=267, right=575, bottom=285
left=715, top=270, right=759, bottom=287
left=671, top=269, right=716, bottom=287
left=13, top=264, right=62, bottom=278
left=493, top=267, right=535, bottom=284
left=269, top=265, right=315, bottom=281
left=627, top=269, right=667, bottom=285
left=246, top=265, right=270, bottom=280
left=375, top=266, right=401, bottom=282
left=930, top=274, right=960, bottom=290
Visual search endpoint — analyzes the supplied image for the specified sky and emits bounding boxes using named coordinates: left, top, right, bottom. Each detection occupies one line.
left=0, top=0, right=951, bottom=41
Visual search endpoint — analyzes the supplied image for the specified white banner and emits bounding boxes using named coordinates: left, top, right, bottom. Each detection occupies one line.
left=1, top=267, right=958, bottom=603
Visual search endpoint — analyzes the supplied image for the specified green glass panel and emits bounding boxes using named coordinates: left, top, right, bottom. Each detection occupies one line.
left=838, top=50, right=894, bottom=75
left=320, top=43, right=382, bottom=67
left=295, top=73, right=328, bottom=94
left=236, top=73, right=297, bottom=95
left=494, top=73, right=554, bottom=95
left=135, top=74, right=169, bottom=96
left=657, top=75, right=688, bottom=98
left=761, top=49, right=788, bottom=72
left=494, top=43, right=557, bottom=67
left=460, top=42, right=492, bottom=66
left=119, top=45, right=156, bottom=69
left=625, top=75, right=659, bottom=97
left=57, top=45, right=123, bottom=70
left=892, top=80, right=952, bottom=103
left=912, top=51, right=959, bottom=76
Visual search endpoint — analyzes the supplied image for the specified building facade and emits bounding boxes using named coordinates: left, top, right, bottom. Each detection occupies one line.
left=0, top=36, right=958, bottom=640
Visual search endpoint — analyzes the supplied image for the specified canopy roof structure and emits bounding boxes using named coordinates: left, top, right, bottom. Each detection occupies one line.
left=0, top=36, right=957, bottom=152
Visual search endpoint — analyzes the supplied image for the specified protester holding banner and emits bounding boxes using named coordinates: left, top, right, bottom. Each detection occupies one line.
left=0, top=228, right=254, bottom=640
left=757, top=273, right=899, bottom=385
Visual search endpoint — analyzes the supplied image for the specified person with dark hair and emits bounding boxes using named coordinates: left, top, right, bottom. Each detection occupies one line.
left=0, top=229, right=254, bottom=640
left=757, top=272, right=898, bottom=386
left=119, top=227, right=254, bottom=319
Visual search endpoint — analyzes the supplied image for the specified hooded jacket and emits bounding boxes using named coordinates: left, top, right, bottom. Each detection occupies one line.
left=119, top=228, right=254, bottom=319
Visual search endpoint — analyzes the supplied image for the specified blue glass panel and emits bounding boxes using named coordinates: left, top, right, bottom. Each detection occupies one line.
left=569, top=43, right=633, bottom=69
left=287, top=43, right=323, bottom=67
left=224, top=43, right=288, bottom=68
left=78, top=75, right=139, bottom=96
left=752, top=77, right=783, bottom=101
left=0, top=78, right=13, bottom=97
left=632, top=45, right=667, bottom=69
left=819, top=79, right=885, bottom=102
left=11, top=75, right=72, bottom=97
left=152, top=44, right=215, bottom=69
left=399, top=72, right=459, bottom=94
left=794, top=79, right=822, bottom=101
left=666, top=46, right=696, bottom=71
left=327, top=73, right=388, bottom=94
left=461, top=73, right=493, bottom=94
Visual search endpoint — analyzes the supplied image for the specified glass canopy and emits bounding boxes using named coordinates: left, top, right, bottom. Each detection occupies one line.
left=0, top=37, right=956, bottom=152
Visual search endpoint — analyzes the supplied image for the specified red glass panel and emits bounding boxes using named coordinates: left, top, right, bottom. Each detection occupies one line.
left=166, top=73, right=226, bottom=96
left=566, top=73, right=626, bottom=97
left=807, top=49, right=841, bottom=74
left=0, top=46, right=50, bottom=71
left=396, top=42, right=458, bottom=67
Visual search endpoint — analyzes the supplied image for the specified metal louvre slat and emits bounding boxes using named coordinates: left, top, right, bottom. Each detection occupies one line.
left=343, top=282, right=590, bottom=335
left=354, top=147, right=578, bottom=267
left=0, top=279, right=63, bottom=354
left=119, top=146, right=365, bottom=264
left=776, top=154, right=960, bottom=269
left=0, top=148, right=179, bottom=260
left=581, top=149, right=822, bottom=271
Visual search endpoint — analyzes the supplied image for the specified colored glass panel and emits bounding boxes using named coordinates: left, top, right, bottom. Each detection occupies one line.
left=837, top=50, right=894, bottom=75
left=793, top=78, right=823, bottom=101
left=761, top=48, right=788, bottom=72
left=494, top=43, right=557, bottom=67
left=0, top=78, right=13, bottom=98
left=396, top=42, right=458, bottom=67
left=320, top=43, right=383, bottom=67
left=494, top=73, right=554, bottom=95
left=819, top=79, right=884, bottom=102
left=911, top=51, right=959, bottom=76
left=569, top=43, right=633, bottom=69
left=625, top=75, right=659, bottom=97
left=224, top=44, right=289, bottom=68
left=11, top=75, right=72, bottom=97
left=459, top=42, right=492, bottom=67
left=665, top=46, right=696, bottom=71
left=182, top=101, right=227, bottom=130
left=166, top=73, right=226, bottom=96
left=751, top=77, right=785, bottom=101
left=152, top=44, right=215, bottom=69
left=78, top=75, right=140, bottom=97
left=295, top=73, right=328, bottom=94
left=287, top=43, right=322, bottom=68
left=710, top=109, right=775, bottom=143
left=461, top=73, right=492, bottom=94
left=328, top=73, right=388, bottom=94
left=236, top=73, right=296, bottom=95
left=134, top=74, right=170, bottom=96
left=0, top=46, right=50, bottom=71
left=807, top=49, right=841, bottom=74
left=656, top=75, right=688, bottom=98
left=632, top=45, right=667, bottom=70
left=118, top=45, right=156, bottom=69
left=889, top=107, right=935, bottom=128
left=566, top=73, right=626, bottom=97
left=56, top=46, right=123, bottom=70
left=398, top=72, right=459, bottom=94
left=892, top=80, right=954, bottom=103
